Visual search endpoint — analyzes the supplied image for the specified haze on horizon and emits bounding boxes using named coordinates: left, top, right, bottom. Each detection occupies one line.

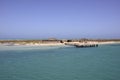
left=0, top=0, right=120, bottom=39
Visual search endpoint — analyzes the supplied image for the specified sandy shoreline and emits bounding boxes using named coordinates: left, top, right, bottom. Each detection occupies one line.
left=0, top=43, right=69, bottom=51
left=0, top=41, right=120, bottom=47
left=97, top=41, right=120, bottom=45
left=0, top=43, right=66, bottom=47
left=0, top=41, right=120, bottom=51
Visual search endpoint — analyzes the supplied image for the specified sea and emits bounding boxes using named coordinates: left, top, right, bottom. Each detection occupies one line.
left=0, top=44, right=120, bottom=80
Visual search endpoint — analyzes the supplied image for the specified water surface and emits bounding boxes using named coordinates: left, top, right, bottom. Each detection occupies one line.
left=0, top=45, right=120, bottom=80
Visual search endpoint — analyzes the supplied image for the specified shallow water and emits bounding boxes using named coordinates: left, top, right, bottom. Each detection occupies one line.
left=0, top=45, right=120, bottom=80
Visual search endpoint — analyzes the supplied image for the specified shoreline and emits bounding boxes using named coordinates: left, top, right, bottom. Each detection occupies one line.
left=0, top=41, right=120, bottom=47
left=97, top=41, right=120, bottom=45
left=0, top=41, right=120, bottom=50
left=0, top=39, right=120, bottom=47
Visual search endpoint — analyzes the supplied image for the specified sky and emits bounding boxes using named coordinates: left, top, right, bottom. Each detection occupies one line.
left=0, top=0, right=120, bottom=39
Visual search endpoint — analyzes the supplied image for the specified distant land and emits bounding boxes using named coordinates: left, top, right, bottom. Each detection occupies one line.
left=0, top=38, right=120, bottom=46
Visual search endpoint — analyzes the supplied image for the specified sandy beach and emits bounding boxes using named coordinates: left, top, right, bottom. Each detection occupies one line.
left=0, top=40, right=120, bottom=47
left=0, top=41, right=120, bottom=46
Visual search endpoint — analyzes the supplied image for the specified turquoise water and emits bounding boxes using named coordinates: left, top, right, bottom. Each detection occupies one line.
left=0, top=45, right=120, bottom=80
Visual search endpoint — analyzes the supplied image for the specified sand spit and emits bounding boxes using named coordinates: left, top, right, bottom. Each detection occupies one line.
left=0, top=39, right=120, bottom=47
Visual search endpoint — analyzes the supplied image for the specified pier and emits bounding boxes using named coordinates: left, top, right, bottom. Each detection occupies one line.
left=65, top=42, right=98, bottom=48
left=74, top=44, right=98, bottom=48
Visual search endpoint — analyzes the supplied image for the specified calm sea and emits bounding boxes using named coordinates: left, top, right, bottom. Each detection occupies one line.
left=0, top=44, right=120, bottom=80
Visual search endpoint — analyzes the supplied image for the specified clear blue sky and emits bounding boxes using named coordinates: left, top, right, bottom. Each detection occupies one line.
left=0, top=0, right=120, bottom=39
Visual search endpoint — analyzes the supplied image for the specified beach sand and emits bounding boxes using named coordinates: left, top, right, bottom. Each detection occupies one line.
left=0, top=41, right=120, bottom=51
